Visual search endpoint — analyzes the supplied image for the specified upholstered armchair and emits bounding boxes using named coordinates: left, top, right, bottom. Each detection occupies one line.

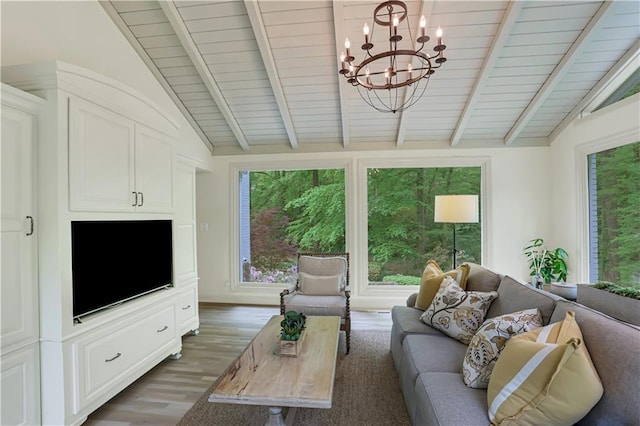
left=280, top=252, right=351, bottom=354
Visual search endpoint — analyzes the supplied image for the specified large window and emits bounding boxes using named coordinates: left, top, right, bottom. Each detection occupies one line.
left=367, top=166, right=482, bottom=286
left=587, top=142, right=640, bottom=287
left=239, top=169, right=345, bottom=284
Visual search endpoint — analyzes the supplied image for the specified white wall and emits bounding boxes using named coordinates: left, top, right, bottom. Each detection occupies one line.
left=196, top=147, right=553, bottom=310
left=0, top=0, right=212, bottom=165
left=550, top=93, right=640, bottom=283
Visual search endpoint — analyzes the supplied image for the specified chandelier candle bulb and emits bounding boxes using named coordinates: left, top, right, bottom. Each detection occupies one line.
left=345, top=37, right=354, bottom=61
left=436, top=27, right=443, bottom=46
left=420, top=15, right=426, bottom=37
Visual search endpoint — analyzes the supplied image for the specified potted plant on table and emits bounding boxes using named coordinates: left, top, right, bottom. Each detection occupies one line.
left=523, top=238, right=572, bottom=297
left=279, top=311, right=307, bottom=357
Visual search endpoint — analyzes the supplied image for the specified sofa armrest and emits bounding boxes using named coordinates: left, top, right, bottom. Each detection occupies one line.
left=406, top=292, right=418, bottom=307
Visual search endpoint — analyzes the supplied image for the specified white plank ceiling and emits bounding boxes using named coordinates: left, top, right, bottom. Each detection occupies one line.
left=103, top=0, right=640, bottom=154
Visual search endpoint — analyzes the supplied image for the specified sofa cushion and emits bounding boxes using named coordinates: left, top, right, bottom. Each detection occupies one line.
left=486, top=275, right=561, bottom=324
left=390, top=306, right=444, bottom=371
left=550, top=300, right=640, bottom=425
left=414, top=372, right=489, bottom=426
left=420, top=277, right=498, bottom=344
left=464, top=262, right=502, bottom=293
left=462, top=308, right=543, bottom=389
left=415, top=260, right=470, bottom=310
left=487, top=311, right=603, bottom=425
left=399, top=334, right=469, bottom=423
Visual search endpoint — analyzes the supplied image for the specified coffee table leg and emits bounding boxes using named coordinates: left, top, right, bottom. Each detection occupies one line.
left=266, top=407, right=285, bottom=426
left=285, top=407, right=297, bottom=426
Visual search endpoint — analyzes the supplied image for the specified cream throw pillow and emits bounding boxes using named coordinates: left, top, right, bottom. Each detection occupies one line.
left=420, top=276, right=498, bottom=344
left=487, top=311, right=603, bottom=425
left=463, top=308, right=543, bottom=389
left=298, top=272, right=342, bottom=296
left=415, top=260, right=470, bottom=310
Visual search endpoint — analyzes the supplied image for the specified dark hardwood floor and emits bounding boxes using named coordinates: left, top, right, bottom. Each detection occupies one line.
left=83, top=304, right=393, bottom=425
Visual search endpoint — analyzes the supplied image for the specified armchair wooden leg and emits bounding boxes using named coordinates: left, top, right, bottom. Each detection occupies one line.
left=346, top=330, right=351, bottom=355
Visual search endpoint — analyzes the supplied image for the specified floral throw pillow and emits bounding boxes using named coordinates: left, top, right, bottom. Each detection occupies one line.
left=462, top=308, right=543, bottom=389
left=420, top=276, right=498, bottom=344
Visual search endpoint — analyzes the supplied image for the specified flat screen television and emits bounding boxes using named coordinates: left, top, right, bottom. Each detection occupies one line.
left=71, top=220, right=173, bottom=319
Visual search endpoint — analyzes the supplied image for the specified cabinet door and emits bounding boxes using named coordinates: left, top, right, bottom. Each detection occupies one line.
left=174, top=162, right=197, bottom=285
left=134, top=125, right=174, bottom=213
left=69, top=98, right=136, bottom=212
left=1, top=106, right=38, bottom=351
left=0, top=344, right=40, bottom=426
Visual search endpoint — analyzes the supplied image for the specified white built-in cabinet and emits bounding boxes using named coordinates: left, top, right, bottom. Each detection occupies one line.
left=174, top=158, right=200, bottom=335
left=1, top=83, right=44, bottom=425
left=69, top=97, right=174, bottom=213
left=1, top=61, right=199, bottom=426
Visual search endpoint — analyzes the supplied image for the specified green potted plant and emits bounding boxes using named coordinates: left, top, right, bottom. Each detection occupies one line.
left=280, top=311, right=306, bottom=341
left=523, top=238, right=569, bottom=287
left=279, top=311, right=307, bottom=357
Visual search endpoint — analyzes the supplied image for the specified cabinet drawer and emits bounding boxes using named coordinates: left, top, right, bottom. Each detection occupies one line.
left=177, top=288, right=197, bottom=332
left=73, top=304, right=176, bottom=411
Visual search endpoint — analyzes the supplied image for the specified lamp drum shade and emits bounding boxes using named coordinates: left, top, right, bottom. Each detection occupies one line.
left=434, top=195, right=479, bottom=223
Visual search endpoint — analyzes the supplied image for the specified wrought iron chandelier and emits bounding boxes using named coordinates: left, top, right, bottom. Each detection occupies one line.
left=338, top=0, right=447, bottom=113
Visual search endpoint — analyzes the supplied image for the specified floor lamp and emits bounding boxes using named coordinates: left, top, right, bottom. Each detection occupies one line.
left=434, top=195, right=479, bottom=269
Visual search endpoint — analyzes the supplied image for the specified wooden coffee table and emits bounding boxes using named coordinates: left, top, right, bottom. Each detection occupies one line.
left=208, top=315, right=341, bottom=425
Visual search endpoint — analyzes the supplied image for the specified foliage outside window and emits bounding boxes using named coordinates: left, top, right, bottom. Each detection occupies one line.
left=588, top=142, right=639, bottom=288
left=240, top=169, right=345, bottom=284
left=367, top=167, right=481, bottom=286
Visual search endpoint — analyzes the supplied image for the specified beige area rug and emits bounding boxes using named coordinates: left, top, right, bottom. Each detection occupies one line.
left=178, top=329, right=410, bottom=426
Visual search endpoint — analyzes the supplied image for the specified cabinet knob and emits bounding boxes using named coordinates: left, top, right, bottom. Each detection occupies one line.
left=132, top=192, right=138, bottom=206
left=138, top=192, right=144, bottom=207
left=157, top=325, right=168, bottom=333
left=182, top=305, right=191, bottom=310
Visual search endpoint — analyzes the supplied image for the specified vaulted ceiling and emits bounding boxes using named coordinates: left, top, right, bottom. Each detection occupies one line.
left=102, top=1, right=640, bottom=155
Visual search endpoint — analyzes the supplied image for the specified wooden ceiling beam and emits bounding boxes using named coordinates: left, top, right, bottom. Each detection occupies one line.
left=332, top=1, right=351, bottom=149
left=449, top=1, right=523, bottom=147
left=244, top=0, right=299, bottom=150
left=550, top=40, right=640, bottom=142
left=504, top=1, right=615, bottom=145
left=396, top=0, right=435, bottom=147
left=159, top=0, right=250, bottom=151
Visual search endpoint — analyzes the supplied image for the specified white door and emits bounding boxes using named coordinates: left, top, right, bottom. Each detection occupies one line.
left=1, top=101, right=41, bottom=425
left=134, top=125, right=174, bottom=213
left=1, top=106, right=38, bottom=349
left=69, top=97, right=136, bottom=212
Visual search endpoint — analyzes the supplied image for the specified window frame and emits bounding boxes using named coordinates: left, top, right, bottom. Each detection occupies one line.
left=581, top=139, right=639, bottom=284
left=229, top=159, right=352, bottom=291
left=355, top=156, right=490, bottom=297
left=576, top=132, right=638, bottom=283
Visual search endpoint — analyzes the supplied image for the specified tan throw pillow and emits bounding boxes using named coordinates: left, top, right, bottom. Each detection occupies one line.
left=419, top=276, right=498, bottom=344
left=463, top=308, right=543, bottom=389
left=298, top=272, right=342, bottom=295
left=487, top=311, right=603, bottom=425
left=415, top=260, right=470, bottom=310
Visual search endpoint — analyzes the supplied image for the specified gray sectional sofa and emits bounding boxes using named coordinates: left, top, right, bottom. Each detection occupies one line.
left=390, top=263, right=640, bottom=425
